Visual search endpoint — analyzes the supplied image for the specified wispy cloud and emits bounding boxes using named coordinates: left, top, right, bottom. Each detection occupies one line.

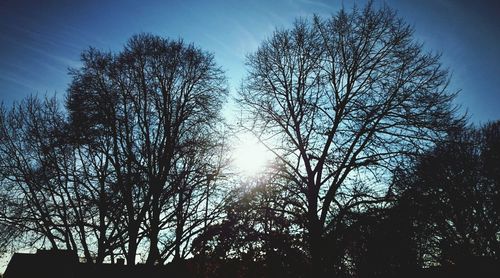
left=292, top=0, right=336, bottom=10
left=0, top=73, right=37, bottom=92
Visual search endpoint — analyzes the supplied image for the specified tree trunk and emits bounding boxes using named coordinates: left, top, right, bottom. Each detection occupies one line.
left=308, top=192, right=326, bottom=277
left=126, top=226, right=138, bottom=265
left=146, top=209, right=160, bottom=265
left=146, top=232, right=160, bottom=265
left=174, top=219, right=184, bottom=262
left=146, top=182, right=161, bottom=265
left=174, top=190, right=185, bottom=262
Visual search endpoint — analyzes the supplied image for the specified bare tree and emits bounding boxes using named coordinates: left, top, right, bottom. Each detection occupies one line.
left=239, top=3, right=459, bottom=274
left=0, top=33, right=228, bottom=266
left=0, top=96, right=119, bottom=262
left=67, top=33, right=228, bottom=264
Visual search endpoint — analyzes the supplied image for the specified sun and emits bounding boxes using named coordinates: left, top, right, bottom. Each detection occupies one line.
left=232, top=133, right=273, bottom=177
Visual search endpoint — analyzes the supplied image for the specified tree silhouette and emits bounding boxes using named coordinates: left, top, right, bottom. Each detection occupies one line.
left=392, top=122, right=500, bottom=267
left=0, top=96, right=119, bottom=262
left=238, top=3, right=459, bottom=274
left=0, top=34, right=228, bottom=266
left=67, top=34, right=228, bottom=265
left=192, top=176, right=308, bottom=277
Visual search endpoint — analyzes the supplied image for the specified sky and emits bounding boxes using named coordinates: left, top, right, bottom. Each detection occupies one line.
left=0, top=0, right=499, bottom=124
left=0, top=0, right=499, bottom=271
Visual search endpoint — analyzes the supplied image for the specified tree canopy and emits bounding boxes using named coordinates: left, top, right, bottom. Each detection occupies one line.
left=238, top=3, right=459, bottom=275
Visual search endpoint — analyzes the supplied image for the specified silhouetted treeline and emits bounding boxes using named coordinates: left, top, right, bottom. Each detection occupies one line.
left=187, top=122, right=500, bottom=277
left=391, top=122, right=500, bottom=266
left=1, top=2, right=499, bottom=278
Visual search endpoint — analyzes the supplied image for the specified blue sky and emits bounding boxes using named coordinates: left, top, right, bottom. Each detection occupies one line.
left=1, top=0, right=499, bottom=123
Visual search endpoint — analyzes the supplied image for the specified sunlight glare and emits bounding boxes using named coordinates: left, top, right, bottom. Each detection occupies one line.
left=232, top=134, right=273, bottom=177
